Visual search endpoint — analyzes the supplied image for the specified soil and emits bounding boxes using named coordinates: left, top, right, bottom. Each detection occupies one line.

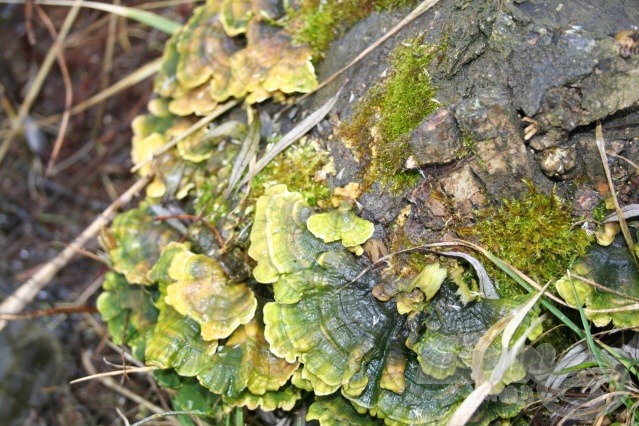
left=0, top=2, right=188, bottom=424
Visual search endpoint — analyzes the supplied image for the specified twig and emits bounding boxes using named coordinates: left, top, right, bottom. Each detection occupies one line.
left=0, top=305, right=96, bottom=320
left=595, top=121, right=637, bottom=265
left=0, top=175, right=151, bottom=333
left=569, top=272, right=639, bottom=304
left=70, top=365, right=157, bottom=384
left=33, top=3, right=74, bottom=176
left=79, top=351, right=168, bottom=416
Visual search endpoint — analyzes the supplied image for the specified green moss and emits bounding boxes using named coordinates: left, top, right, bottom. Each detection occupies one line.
left=339, top=37, right=438, bottom=192
left=250, top=140, right=331, bottom=206
left=456, top=130, right=478, bottom=159
left=288, top=0, right=418, bottom=58
left=473, top=183, right=592, bottom=297
left=592, top=199, right=608, bottom=223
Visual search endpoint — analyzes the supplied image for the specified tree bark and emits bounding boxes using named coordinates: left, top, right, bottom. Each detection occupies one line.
left=302, top=0, right=639, bottom=244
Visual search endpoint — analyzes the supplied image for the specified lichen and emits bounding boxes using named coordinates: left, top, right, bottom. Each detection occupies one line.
left=339, top=36, right=439, bottom=192
left=472, top=183, right=592, bottom=297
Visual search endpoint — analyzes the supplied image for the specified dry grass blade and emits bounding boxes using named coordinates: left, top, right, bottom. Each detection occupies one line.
left=584, top=304, right=639, bottom=314
left=448, top=288, right=549, bottom=425
left=2, top=0, right=183, bottom=34
left=0, top=0, right=83, bottom=167
left=33, top=3, right=74, bottom=176
left=70, top=365, right=157, bottom=384
left=237, top=88, right=342, bottom=189
left=604, top=204, right=639, bottom=223
left=38, top=57, right=162, bottom=128
left=79, top=351, right=171, bottom=418
left=439, top=250, right=498, bottom=299
left=0, top=175, right=151, bottom=333
left=608, top=152, right=639, bottom=172
left=131, top=100, right=240, bottom=173
left=595, top=121, right=637, bottom=265
left=225, top=108, right=260, bottom=198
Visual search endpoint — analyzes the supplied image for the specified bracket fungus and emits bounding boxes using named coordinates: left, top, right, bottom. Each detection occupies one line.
left=94, top=0, right=560, bottom=420
left=96, top=272, right=158, bottom=360
left=100, top=203, right=181, bottom=285
left=165, top=245, right=257, bottom=341
left=152, top=0, right=317, bottom=115
left=145, top=299, right=220, bottom=377
left=555, top=235, right=639, bottom=327
left=307, top=200, right=375, bottom=250
left=251, top=186, right=530, bottom=424
left=411, top=283, right=536, bottom=385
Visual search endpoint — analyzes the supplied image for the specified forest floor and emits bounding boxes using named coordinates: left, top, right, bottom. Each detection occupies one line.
left=0, top=2, right=190, bottom=424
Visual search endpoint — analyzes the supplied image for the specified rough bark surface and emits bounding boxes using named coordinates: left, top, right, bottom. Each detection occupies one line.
left=301, top=0, right=639, bottom=244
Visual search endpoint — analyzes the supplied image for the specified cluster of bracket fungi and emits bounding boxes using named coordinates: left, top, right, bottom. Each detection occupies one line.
left=97, top=0, right=639, bottom=424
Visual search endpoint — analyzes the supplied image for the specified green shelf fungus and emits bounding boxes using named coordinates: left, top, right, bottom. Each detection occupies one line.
left=252, top=186, right=526, bottom=424
left=307, top=200, right=375, bottom=250
left=170, top=379, right=224, bottom=424
left=146, top=300, right=219, bottom=377
left=197, top=317, right=298, bottom=397
left=147, top=241, right=190, bottom=288
left=147, top=298, right=298, bottom=409
left=412, top=261, right=447, bottom=301
left=175, top=5, right=237, bottom=92
left=411, top=283, right=537, bottom=386
left=219, top=0, right=253, bottom=36
left=153, top=0, right=316, bottom=112
left=130, top=113, right=179, bottom=177
left=166, top=246, right=257, bottom=340
left=248, top=184, right=327, bottom=285
left=308, top=395, right=381, bottom=425
left=555, top=235, right=639, bottom=327
left=96, top=272, right=158, bottom=360
left=229, top=21, right=317, bottom=103
left=100, top=203, right=181, bottom=285
left=222, top=384, right=302, bottom=411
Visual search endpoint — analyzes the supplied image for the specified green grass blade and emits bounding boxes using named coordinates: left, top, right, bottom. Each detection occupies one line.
left=235, top=407, right=244, bottom=426
left=2, top=0, right=183, bottom=34
left=481, top=250, right=586, bottom=338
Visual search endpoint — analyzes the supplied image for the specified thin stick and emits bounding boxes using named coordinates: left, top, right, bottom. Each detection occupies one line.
left=33, top=3, right=74, bottom=176
left=80, top=351, right=167, bottom=415
left=38, top=57, right=162, bottom=128
left=0, top=0, right=83, bottom=166
left=0, top=305, right=96, bottom=320
left=0, top=175, right=151, bottom=333
left=70, top=365, right=157, bottom=384
left=569, top=273, right=639, bottom=304
left=595, top=121, right=637, bottom=265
